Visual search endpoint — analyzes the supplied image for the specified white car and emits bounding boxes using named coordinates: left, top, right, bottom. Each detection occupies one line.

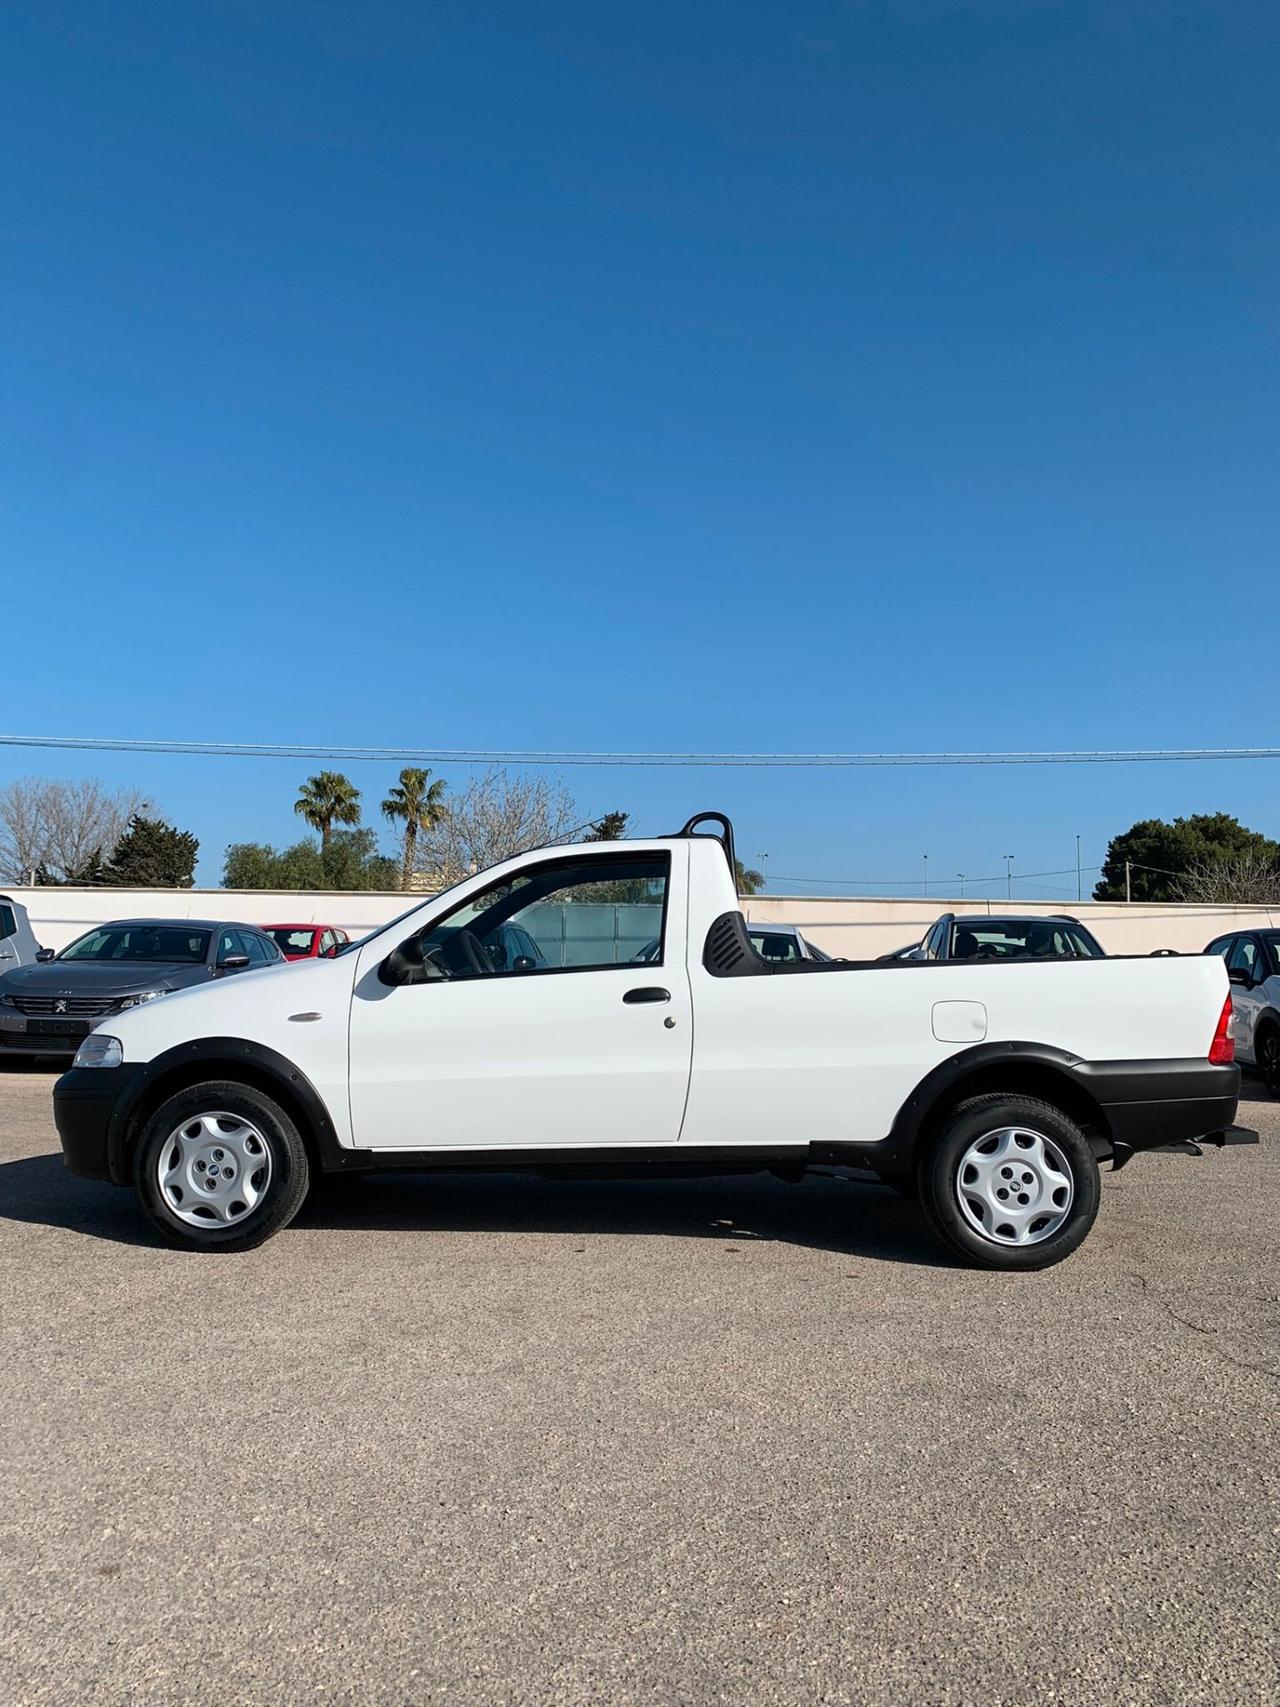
left=54, top=812, right=1251, bottom=1268
left=1204, top=928, right=1280, bottom=1093
left=0, top=894, right=44, bottom=973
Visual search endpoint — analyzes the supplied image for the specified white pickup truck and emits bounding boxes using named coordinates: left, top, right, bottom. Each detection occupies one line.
left=53, top=814, right=1252, bottom=1269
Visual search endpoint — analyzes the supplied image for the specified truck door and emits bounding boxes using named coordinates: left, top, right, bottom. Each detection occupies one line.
left=347, top=845, right=693, bottom=1150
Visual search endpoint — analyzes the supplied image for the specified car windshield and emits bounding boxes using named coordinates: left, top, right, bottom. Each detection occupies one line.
left=268, top=929, right=316, bottom=954
left=60, top=925, right=211, bottom=964
left=951, top=922, right=1100, bottom=959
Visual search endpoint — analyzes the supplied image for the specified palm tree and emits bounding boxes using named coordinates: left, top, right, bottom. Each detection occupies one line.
left=381, top=767, right=448, bottom=889
left=294, top=772, right=362, bottom=850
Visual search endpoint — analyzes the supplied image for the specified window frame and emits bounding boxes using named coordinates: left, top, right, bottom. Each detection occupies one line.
left=411, top=849, right=673, bottom=982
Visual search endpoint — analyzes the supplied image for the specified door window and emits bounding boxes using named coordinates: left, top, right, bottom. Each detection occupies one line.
left=218, top=929, right=249, bottom=966
left=244, top=932, right=272, bottom=965
left=417, top=852, right=669, bottom=979
left=1227, top=937, right=1260, bottom=982
left=1205, top=936, right=1234, bottom=959
left=0, top=905, right=15, bottom=941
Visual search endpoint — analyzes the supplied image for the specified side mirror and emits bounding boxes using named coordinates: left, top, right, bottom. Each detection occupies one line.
left=218, top=953, right=251, bottom=971
left=381, top=936, right=437, bottom=986
left=35, top=948, right=56, bottom=962
left=1227, top=966, right=1254, bottom=988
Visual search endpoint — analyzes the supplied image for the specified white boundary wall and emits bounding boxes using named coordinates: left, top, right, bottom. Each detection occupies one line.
left=6, top=885, right=1278, bottom=958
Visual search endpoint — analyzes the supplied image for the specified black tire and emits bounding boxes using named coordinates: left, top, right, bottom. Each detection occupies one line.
left=1256, top=1024, right=1280, bottom=1098
left=133, top=1079, right=311, bottom=1252
left=918, top=1093, right=1101, bottom=1271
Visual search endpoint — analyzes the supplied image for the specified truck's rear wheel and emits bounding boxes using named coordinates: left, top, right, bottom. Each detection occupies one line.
left=919, top=1093, right=1100, bottom=1271
left=133, top=1080, right=311, bottom=1251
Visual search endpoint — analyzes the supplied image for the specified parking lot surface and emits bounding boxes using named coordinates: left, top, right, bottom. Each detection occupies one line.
left=2, top=1069, right=1277, bottom=1707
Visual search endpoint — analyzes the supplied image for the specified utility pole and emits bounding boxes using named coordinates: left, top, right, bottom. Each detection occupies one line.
left=1004, top=853, right=1014, bottom=900
left=1125, top=860, right=1131, bottom=904
left=1076, top=835, right=1082, bottom=903
left=922, top=854, right=928, bottom=898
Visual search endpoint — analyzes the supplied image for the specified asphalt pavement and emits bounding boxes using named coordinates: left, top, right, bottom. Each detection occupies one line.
left=1, top=1066, right=1276, bottom=1706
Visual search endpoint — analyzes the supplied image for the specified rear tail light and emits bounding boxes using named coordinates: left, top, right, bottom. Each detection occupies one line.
left=1208, top=994, right=1235, bottom=1064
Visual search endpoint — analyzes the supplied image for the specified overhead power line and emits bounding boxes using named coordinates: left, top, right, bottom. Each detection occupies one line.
left=2, top=735, right=1280, bottom=769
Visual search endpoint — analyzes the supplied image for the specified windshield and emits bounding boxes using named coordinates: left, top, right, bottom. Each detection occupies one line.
left=267, top=928, right=316, bottom=954
left=60, top=925, right=211, bottom=964
left=950, top=922, right=1101, bottom=960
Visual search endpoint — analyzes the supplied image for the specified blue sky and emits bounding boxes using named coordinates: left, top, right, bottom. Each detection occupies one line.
left=3, top=1, right=1278, bottom=894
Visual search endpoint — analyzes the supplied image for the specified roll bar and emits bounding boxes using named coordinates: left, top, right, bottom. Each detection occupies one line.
left=676, top=812, right=738, bottom=888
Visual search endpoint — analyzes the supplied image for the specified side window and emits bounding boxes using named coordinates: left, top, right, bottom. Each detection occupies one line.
left=218, top=929, right=247, bottom=965
left=317, top=930, right=333, bottom=956
left=924, top=921, right=946, bottom=960
left=419, top=852, right=669, bottom=980
left=244, top=933, right=272, bottom=966
left=1227, top=937, right=1259, bottom=981
left=1205, top=937, right=1233, bottom=959
left=0, top=905, right=15, bottom=941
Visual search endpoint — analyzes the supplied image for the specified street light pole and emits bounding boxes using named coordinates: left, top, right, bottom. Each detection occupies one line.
left=958, top=872, right=966, bottom=899
left=1076, top=835, right=1081, bottom=903
left=923, top=854, right=928, bottom=899
left=1004, top=853, right=1014, bottom=900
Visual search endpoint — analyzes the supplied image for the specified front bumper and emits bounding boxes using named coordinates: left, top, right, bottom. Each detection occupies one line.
left=0, top=1014, right=92, bottom=1054
left=53, top=1065, right=146, bottom=1183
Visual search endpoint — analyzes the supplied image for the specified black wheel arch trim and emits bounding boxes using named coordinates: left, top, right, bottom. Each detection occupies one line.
left=101, top=1036, right=347, bottom=1184
left=826, top=1042, right=1240, bottom=1178
left=876, top=1041, right=1090, bottom=1173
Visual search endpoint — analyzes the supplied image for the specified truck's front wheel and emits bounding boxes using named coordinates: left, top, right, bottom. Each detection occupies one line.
left=919, top=1094, right=1100, bottom=1271
left=133, top=1080, right=311, bottom=1252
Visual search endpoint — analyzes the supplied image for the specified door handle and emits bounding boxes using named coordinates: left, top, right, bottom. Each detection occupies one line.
left=623, top=986, right=670, bottom=1005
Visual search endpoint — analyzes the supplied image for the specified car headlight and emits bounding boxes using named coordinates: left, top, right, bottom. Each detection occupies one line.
left=0, top=993, right=15, bottom=1008
left=73, top=1033, right=123, bottom=1069
left=117, top=990, right=169, bottom=1010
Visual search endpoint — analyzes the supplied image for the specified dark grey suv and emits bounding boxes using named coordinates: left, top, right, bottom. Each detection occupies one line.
left=0, top=919, right=285, bottom=1060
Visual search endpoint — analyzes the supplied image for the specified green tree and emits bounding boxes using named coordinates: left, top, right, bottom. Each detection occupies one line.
left=1094, top=814, right=1280, bottom=901
left=320, top=827, right=399, bottom=891
left=294, top=771, right=362, bottom=850
left=735, top=858, right=765, bottom=895
left=223, top=829, right=398, bottom=892
left=585, top=811, right=630, bottom=841
left=381, top=767, right=448, bottom=889
left=222, top=842, right=282, bottom=889
left=105, top=815, right=199, bottom=887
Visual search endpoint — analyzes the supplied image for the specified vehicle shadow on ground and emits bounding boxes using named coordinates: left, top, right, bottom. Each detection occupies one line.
left=0, top=1151, right=956, bottom=1267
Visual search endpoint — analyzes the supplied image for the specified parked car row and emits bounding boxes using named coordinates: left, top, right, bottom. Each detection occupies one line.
left=0, top=907, right=352, bottom=1062
left=4, top=888, right=1279, bottom=1101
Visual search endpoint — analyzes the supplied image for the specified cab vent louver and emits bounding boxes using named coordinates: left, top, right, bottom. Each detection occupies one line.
left=704, top=912, right=764, bottom=977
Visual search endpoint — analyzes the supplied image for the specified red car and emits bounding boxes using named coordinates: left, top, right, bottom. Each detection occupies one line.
left=262, top=924, right=351, bottom=962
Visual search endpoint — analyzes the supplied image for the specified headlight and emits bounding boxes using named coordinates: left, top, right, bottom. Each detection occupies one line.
left=117, top=990, right=169, bottom=1010
left=0, top=993, right=15, bottom=1008
left=73, top=1033, right=123, bottom=1070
